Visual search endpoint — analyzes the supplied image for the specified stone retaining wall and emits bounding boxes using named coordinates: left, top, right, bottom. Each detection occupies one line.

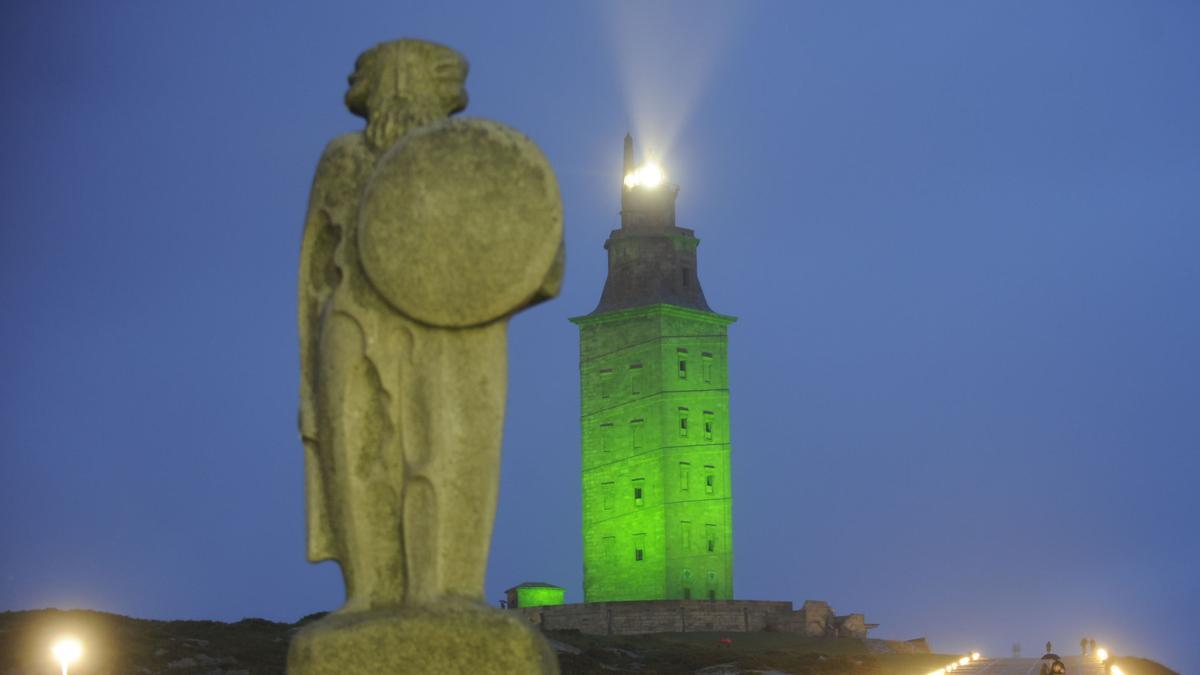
left=514, top=599, right=869, bottom=637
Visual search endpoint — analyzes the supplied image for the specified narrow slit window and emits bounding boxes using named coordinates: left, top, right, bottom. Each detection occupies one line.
left=706, top=524, right=717, bottom=553
left=678, top=407, right=689, bottom=437
left=633, top=478, right=645, bottom=506
left=677, top=348, right=688, bottom=380
left=703, top=412, right=714, bottom=441
left=634, top=533, right=646, bottom=562
left=705, top=465, right=715, bottom=494
left=702, top=352, right=713, bottom=383
left=679, top=462, right=690, bottom=492
left=602, top=481, right=614, bottom=510
left=599, top=368, right=613, bottom=399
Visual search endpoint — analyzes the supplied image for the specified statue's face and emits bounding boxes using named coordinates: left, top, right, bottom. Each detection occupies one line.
left=430, top=50, right=469, bottom=115
left=344, top=40, right=469, bottom=119
left=345, top=51, right=375, bottom=117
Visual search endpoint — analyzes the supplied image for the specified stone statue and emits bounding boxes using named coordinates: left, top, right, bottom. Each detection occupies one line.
left=289, top=39, right=563, bottom=674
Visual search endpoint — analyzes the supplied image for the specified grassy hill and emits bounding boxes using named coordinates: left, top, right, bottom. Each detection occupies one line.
left=0, top=609, right=1177, bottom=675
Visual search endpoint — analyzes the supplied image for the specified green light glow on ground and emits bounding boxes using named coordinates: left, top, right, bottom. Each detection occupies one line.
left=572, top=304, right=735, bottom=602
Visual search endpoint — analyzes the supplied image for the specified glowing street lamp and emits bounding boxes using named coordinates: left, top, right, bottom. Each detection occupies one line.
left=1096, top=647, right=1109, bottom=661
left=959, top=656, right=970, bottom=666
left=52, top=638, right=82, bottom=675
left=971, top=652, right=981, bottom=660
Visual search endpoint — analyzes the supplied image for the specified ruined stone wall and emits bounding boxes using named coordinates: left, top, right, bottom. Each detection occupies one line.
left=513, top=599, right=879, bottom=639
left=516, top=600, right=793, bottom=635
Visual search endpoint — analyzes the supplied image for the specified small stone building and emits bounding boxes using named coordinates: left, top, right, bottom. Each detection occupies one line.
left=505, top=582, right=565, bottom=609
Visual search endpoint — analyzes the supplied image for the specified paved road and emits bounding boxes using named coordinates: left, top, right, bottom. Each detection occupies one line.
left=947, top=656, right=1105, bottom=675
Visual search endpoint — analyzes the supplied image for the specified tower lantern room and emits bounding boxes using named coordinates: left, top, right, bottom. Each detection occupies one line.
left=570, top=136, right=736, bottom=603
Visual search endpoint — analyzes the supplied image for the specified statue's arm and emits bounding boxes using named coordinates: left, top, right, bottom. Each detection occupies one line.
left=298, top=135, right=357, bottom=440
left=298, top=136, right=362, bottom=563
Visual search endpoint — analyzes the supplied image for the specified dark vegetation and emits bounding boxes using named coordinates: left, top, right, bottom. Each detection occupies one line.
left=546, top=629, right=954, bottom=674
left=0, top=609, right=290, bottom=675
left=0, top=609, right=1178, bottom=675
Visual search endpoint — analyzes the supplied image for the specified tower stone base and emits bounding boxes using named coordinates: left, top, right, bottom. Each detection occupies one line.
left=287, top=600, right=559, bottom=674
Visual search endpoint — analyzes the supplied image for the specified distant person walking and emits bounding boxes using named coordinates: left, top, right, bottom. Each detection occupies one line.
left=1081, top=637, right=1089, bottom=656
left=1045, top=641, right=1053, bottom=654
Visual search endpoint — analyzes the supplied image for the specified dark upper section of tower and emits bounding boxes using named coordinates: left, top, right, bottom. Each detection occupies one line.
left=589, top=135, right=714, bottom=315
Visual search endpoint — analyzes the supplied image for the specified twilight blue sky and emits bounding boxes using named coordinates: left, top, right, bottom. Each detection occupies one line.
left=2, top=1, right=1197, bottom=671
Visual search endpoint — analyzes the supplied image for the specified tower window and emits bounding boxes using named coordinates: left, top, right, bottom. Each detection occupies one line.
left=702, top=352, right=713, bottom=383
left=678, top=410, right=689, bottom=437
left=629, top=363, right=643, bottom=395
left=630, top=419, right=644, bottom=449
left=706, top=524, right=717, bottom=553
left=679, top=462, right=690, bottom=492
left=599, top=368, right=613, bottom=398
left=632, top=478, right=645, bottom=506
left=708, top=590, right=716, bottom=601
left=602, top=482, right=614, bottom=510
left=600, top=422, right=614, bottom=452
left=705, top=465, right=715, bottom=494
left=681, top=521, right=691, bottom=550
left=683, top=588, right=692, bottom=599
left=703, top=412, right=714, bottom=441
left=603, top=536, right=615, bottom=562
left=677, top=348, right=688, bottom=380
left=634, top=533, right=646, bottom=561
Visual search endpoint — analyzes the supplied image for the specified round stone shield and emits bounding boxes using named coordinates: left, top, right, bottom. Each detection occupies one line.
left=357, top=118, right=563, bottom=327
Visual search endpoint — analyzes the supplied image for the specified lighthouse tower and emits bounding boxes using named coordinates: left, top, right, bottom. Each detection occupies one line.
left=570, top=136, right=736, bottom=603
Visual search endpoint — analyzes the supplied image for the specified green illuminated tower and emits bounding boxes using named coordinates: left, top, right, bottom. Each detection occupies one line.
left=571, top=135, right=735, bottom=603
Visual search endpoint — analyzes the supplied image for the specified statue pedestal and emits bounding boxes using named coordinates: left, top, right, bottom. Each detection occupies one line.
left=287, top=601, right=559, bottom=674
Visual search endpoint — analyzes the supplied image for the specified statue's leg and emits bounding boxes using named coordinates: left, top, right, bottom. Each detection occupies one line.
left=405, top=324, right=507, bottom=602
left=317, top=312, right=405, bottom=611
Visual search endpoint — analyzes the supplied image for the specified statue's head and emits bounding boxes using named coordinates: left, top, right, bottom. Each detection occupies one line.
left=345, top=39, right=469, bottom=150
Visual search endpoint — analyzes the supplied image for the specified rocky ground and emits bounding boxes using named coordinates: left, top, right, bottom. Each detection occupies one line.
left=0, top=609, right=1177, bottom=675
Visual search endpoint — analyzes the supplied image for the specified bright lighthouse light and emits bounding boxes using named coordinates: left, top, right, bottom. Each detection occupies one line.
left=52, top=638, right=82, bottom=675
left=638, top=162, right=664, bottom=187
left=623, top=161, right=667, bottom=189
